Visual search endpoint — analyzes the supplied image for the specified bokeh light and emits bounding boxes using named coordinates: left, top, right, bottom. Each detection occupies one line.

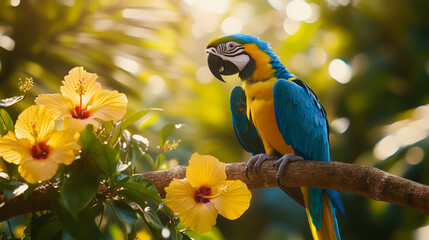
left=283, top=18, right=300, bottom=35
left=196, top=66, right=213, bottom=84
left=331, top=117, right=350, bottom=134
left=328, top=58, right=352, bottom=84
left=147, top=75, right=166, bottom=95
left=374, top=135, right=400, bottom=160
left=405, top=147, right=424, bottom=165
left=309, top=47, right=328, bottom=67
left=0, top=35, right=15, bottom=51
left=114, top=56, right=140, bottom=75
left=286, top=0, right=313, bottom=22
left=221, top=17, right=243, bottom=34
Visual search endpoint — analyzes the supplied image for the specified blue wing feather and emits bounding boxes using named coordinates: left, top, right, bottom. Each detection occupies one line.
left=230, top=86, right=306, bottom=207
left=273, top=79, right=345, bottom=233
left=230, top=86, right=265, bottom=155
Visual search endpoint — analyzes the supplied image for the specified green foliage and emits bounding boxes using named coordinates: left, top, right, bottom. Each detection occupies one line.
left=0, top=109, right=13, bottom=135
left=1, top=0, right=428, bottom=239
left=0, top=102, right=188, bottom=238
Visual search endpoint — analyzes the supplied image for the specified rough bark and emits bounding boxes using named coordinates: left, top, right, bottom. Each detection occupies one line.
left=1, top=160, right=429, bottom=222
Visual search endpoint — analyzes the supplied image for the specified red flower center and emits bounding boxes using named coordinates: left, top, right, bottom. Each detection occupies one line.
left=71, top=106, right=90, bottom=119
left=194, top=186, right=212, bottom=204
left=31, top=142, right=50, bottom=160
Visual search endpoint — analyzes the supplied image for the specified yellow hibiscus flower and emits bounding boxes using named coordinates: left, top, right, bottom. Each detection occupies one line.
left=0, top=105, right=80, bottom=183
left=35, top=66, right=128, bottom=132
left=165, top=153, right=252, bottom=233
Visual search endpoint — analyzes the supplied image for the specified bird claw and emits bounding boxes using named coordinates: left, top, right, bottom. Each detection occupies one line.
left=245, top=153, right=278, bottom=179
left=273, top=154, right=304, bottom=187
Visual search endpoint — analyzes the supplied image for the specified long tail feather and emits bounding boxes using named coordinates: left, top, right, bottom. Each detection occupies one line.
left=302, top=187, right=341, bottom=240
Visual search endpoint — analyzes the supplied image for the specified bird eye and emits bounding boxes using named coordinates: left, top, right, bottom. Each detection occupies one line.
left=227, top=42, right=235, bottom=49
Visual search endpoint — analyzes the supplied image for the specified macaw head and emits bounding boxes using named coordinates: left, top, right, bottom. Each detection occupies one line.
left=206, top=34, right=282, bottom=82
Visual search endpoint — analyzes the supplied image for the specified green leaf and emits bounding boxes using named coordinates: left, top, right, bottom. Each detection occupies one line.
left=153, top=153, right=165, bottom=171
left=168, top=223, right=180, bottom=240
left=4, top=181, right=29, bottom=200
left=142, top=154, right=154, bottom=167
left=0, top=95, right=24, bottom=107
left=51, top=195, right=104, bottom=240
left=158, top=123, right=176, bottom=147
left=126, top=134, right=150, bottom=172
left=130, top=175, right=159, bottom=196
left=110, top=200, right=138, bottom=235
left=117, top=181, right=161, bottom=203
left=0, top=109, right=13, bottom=135
left=117, top=189, right=147, bottom=210
left=61, top=173, right=99, bottom=219
left=110, top=108, right=162, bottom=145
left=36, top=220, right=63, bottom=240
left=80, top=125, right=118, bottom=175
left=143, top=206, right=163, bottom=231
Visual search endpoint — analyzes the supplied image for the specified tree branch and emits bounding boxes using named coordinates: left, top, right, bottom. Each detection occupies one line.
left=1, top=160, right=429, bottom=222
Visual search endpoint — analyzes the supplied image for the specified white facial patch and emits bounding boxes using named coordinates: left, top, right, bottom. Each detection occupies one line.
left=206, top=43, right=250, bottom=71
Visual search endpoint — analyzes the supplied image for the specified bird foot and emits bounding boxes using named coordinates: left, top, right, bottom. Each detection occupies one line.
left=245, top=153, right=278, bottom=179
left=273, top=154, right=304, bottom=187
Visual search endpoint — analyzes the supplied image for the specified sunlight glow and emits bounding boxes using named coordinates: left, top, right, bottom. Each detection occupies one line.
left=161, top=228, right=170, bottom=239
left=267, top=0, right=285, bottom=10
left=327, top=0, right=351, bottom=7
left=414, top=225, right=429, bottom=240
left=114, top=56, right=140, bottom=75
left=10, top=0, right=20, bottom=7
left=192, top=18, right=218, bottom=37
left=309, top=47, right=327, bottom=67
left=93, top=19, right=115, bottom=31
left=283, top=18, right=300, bottom=35
left=196, top=66, right=213, bottom=84
left=286, top=0, right=313, bottom=22
left=147, top=75, right=166, bottom=95
left=405, top=147, right=424, bottom=165
left=374, top=135, right=400, bottom=160
left=374, top=104, right=429, bottom=160
left=0, top=35, right=15, bottom=51
left=199, top=0, right=230, bottom=14
left=331, top=117, right=350, bottom=134
left=328, top=58, right=352, bottom=84
left=122, top=8, right=177, bottom=22
left=305, top=3, right=321, bottom=23
left=221, top=17, right=243, bottom=35
left=395, top=125, right=427, bottom=146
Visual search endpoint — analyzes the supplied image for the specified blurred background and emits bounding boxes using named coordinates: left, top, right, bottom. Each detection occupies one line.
left=1, top=0, right=429, bottom=239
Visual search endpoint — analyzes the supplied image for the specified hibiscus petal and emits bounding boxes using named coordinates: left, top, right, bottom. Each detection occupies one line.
left=212, top=180, right=252, bottom=220
left=61, top=67, right=101, bottom=107
left=62, top=116, right=100, bottom=132
left=15, top=105, right=55, bottom=141
left=18, top=159, right=58, bottom=184
left=0, top=132, right=33, bottom=164
left=35, top=93, right=74, bottom=120
left=186, top=153, right=226, bottom=188
left=165, top=178, right=197, bottom=214
left=89, top=90, right=128, bottom=121
left=179, top=201, right=218, bottom=233
left=47, top=129, right=80, bottom=165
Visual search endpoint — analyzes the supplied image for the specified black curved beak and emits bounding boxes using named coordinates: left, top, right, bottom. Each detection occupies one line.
left=207, top=53, right=240, bottom=82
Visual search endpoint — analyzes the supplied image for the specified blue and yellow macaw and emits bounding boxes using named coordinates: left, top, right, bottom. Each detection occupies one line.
left=206, top=34, right=345, bottom=239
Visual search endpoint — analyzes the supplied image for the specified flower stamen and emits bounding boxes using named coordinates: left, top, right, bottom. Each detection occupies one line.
left=18, top=77, right=34, bottom=93
left=194, top=186, right=212, bottom=203
left=29, top=121, right=50, bottom=160
left=205, top=184, right=230, bottom=199
left=72, top=78, right=90, bottom=119
left=31, top=142, right=50, bottom=160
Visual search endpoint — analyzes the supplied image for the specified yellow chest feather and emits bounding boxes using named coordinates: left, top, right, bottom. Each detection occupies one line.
left=242, top=78, right=294, bottom=155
